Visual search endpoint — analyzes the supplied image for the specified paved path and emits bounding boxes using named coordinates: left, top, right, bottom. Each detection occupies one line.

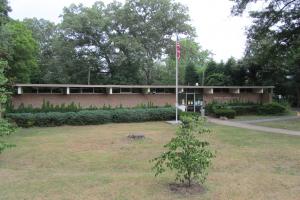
left=208, top=117, right=300, bottom=136
left=236, top=116, right=300, bottom=124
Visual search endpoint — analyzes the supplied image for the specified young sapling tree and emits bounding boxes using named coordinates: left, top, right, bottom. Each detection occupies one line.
left=152, top=116, right=214, bottom=187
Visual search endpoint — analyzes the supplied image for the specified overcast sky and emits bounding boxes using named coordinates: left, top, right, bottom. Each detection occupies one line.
left=9, top=0, right=253, bottom=61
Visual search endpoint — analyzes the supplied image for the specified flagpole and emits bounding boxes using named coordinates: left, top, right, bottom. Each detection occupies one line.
left=175, top=34, right=178, bottom=123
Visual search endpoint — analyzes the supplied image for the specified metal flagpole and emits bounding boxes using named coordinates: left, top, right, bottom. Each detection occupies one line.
left=175, top=35, right=179, bottom=123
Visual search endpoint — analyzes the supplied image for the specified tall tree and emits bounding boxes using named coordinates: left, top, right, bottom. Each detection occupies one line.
left=0, top=1, right=15, bottom=154
left=184, top=62, right=198, bottom=85
left=231, top=0, right=300, bottom=105
left=164, top=38, right=212, bottom=85
left=0, top=60, right=15, bottom=154
left=58, top=0, right=194, bottom=85
left=0, top=0, right=11, bottom=26
left=0, top=0, right=10, bottom=59
left=121, top=0, right=195, bottom=84
left=22, top=18, right=58, bottom=83
left=0, top=21, right=38, bottom=83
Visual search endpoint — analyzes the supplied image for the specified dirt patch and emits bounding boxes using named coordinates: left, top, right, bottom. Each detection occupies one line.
left=169, top=183, right=205, bottom=195
left=127, top=134, right=145, bottom=140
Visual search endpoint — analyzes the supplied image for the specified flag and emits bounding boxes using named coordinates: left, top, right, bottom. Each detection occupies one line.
left=176, top=37, right=180, bottom=60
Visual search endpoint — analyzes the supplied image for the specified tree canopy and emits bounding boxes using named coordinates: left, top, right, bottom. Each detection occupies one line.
left=231, top=0, right=300, bottom=105
left=38, top=0, right=195, bottom=85
left=0, top=21, right=38, bottom=83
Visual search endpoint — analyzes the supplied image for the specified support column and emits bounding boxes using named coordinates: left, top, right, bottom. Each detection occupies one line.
left=143, top=88, right=150, bottom=94
left=106, top=87, right=113, bottom=94
left=17, top=87, right=23, bottom=94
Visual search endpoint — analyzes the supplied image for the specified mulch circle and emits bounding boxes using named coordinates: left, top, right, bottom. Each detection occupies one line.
left=169, top=183, right=205, bottom=195
left=127, top=134, right=145, bottom=140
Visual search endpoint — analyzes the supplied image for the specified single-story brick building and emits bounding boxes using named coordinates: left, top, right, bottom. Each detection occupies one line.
left=12, top=84, right=274, bottom=112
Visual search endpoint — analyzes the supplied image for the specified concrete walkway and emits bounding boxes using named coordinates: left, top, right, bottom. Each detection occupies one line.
left=236, top=116, right=300, bottom=124
left=208, top=117, right=300, bottom=136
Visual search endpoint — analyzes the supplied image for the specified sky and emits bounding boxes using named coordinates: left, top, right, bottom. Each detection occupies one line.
left=9, top=0, right=253, bottom=62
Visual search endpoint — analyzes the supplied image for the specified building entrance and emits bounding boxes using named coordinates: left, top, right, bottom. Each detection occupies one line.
left=178, top=90, right=203, bottom=112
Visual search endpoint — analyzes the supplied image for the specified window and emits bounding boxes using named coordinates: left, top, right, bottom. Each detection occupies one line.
left=120, top=88, right=131, bottom=93
left=194, top=88, right=203, bottom=94
left=132, top=88, right=143, bottom=93
left=94, top=88, right=106, bottom=93
left=222, top=88, right=229, bottom=93
left=240, top=88, right=252, bottom=93
left=150, top=88, right=156, bottom=93
left=51, top=88, right=64, bottom=94
left=156, top=88, right=165, bottom=93
left=186, top=88, right=194, bottom=93
left=70, top=88, right=81, bottom=93
left=82, top=88, right=94, bottom=93
left=22, top=87, right=38, bottom=93
left=214, top=88, right=221, bottom=93
left=37, top=87, right=51, bottom=93
left=112, top=88, right=120, bottom=93
left=165, top=88, right=175, bottom=93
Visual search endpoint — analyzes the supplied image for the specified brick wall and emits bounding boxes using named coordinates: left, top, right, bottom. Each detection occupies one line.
left=11, top=92, right=271, bottom=109
left=11, top=93, right=176, bottom=108
left=203, top=92, right=266, bottom=104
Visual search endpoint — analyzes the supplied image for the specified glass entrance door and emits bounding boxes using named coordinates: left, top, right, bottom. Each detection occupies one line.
left=178, top=89, right=203, bottom=112
left=186, top=94, right=195, bottom=112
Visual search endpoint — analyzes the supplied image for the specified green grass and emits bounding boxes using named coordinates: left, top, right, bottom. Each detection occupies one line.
left=0, top=122, right=300, bottom=200
left=233, top=111, right=297, bottom=121
left=255, top=118, right=300, bottom=131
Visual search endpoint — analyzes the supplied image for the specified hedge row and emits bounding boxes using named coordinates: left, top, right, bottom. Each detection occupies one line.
left=214, top=108, right=236, bottom=119
left=206, top=102, right=289, bottom=119
left=257, top=103, right=288, bottom=115
left=6, top=107, right=176, bottom=127
left=6, top=100, right=170, bottom=113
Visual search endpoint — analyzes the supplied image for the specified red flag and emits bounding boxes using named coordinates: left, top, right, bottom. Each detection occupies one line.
left=176, top=38, right=180, bottom=60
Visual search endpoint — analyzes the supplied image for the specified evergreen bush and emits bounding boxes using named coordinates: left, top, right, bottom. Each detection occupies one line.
left=6, top=107, right=176, bottom=127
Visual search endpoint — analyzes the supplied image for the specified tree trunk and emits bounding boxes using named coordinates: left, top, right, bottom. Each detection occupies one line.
left=187, top=170, right=191, bottom=187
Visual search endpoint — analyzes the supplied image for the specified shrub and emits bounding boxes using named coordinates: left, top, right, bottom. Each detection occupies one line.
left=0, top=119, right=16, bottom=154
left=228, top=105, right=259, bottom=115
left=214, top=108, right=236, bottom=119
left=179, top=111, right=200, bottom=119
left=205, top=101, right=221, bottom=115
left=6, top=100, right=173, bottom=113
left=151, top=116, right=214, bottom=186
left=6, top=107, right=176, bottom=127
left=257, top=102, right=288, bottom=115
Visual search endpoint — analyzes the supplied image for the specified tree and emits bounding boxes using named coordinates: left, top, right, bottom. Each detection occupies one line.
left=121, top=0, right=195, bottom=84
left=0, top=21, right=38, bottom=83
left=0, top=0, right=11, bottom=26
left=0, top=60, right=15, bottom=154
left=204, top=60, right=234, bottom=86
left=57, top=0, right=194, bottom=85
left=0, top=0, right=16, bottom=155
left=163, top=38, right=212, bottom=85
left=205, top=73, right=232, bottom=86
left=22, top=18, right=58, bottom=83
left=152, top=116, right=214, bottom=187
left=231, top=0, right=300, bottom=105
left=184, top=62, right=198, bottom=85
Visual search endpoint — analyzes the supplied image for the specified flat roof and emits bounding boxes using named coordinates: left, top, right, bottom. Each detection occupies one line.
left=14, top=84, right=274, bottom=89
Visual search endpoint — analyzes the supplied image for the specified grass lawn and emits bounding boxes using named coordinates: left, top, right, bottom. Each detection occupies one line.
left=255, top=118, right=300, bottom=131
left=1, top=122, right=300, bottom=200
left=233, top=111, right=297, bottom=121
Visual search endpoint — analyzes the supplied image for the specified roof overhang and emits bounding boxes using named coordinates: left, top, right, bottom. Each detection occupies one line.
left=14, top=84, right=275, bottom=89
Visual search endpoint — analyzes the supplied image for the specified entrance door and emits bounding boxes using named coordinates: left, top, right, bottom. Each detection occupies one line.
left=186, top=94, right=195, bottom=112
